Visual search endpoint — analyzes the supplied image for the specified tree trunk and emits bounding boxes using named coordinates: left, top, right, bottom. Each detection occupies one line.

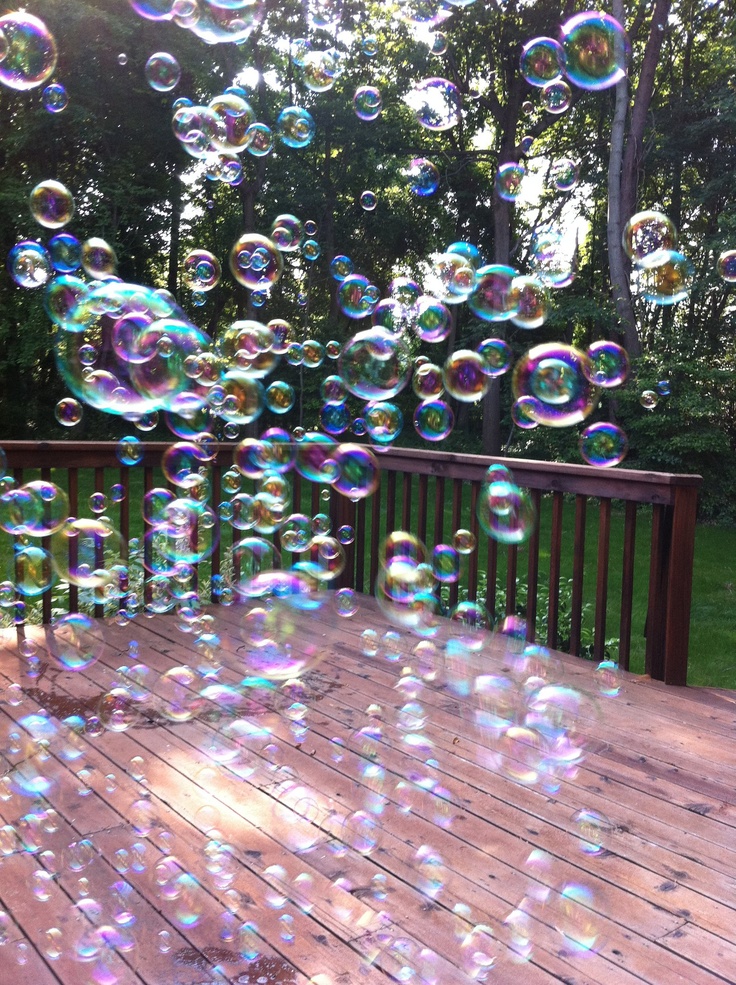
left=167, top=170, right=181, bottom=299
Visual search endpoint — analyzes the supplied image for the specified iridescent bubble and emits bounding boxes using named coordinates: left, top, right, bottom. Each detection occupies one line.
left=270, top=214, right=303, bottom=252
left=404, top=158, right=440, bottom=197
left=512, top=397, right=539, bottom=429
left=555, top=883, right=603, bottom=955
left=117, top=436, right=144, bottom=466
left=299, top=50, right=339, bottom=93
left=230, top=233, right=283, bottom=291
left=529, top=227, right=575, bottom=289
left=413, top=296, right=451, bottom=342
left=42, top=82, right=68, bottom=113
left=339, top=327, right=412, bottom=400
left=182, top=249, right=221, bottom=292
left=520, top=37, right=564, bottom=87
left=717, top=250, right=736, bottom=284
left=633, top=249, right=694, bottom=305
left=365, top=401, right=403, bottom=444
left=302, top=238, right=321, bottom=261
left=477, top=473, right=536, bottom=545
left=145, top=52, right=181, bottom=92
left=414, top=399, right=454, bottom=441
left=509, top=276, right=549, bottom=329
left=276, top=106, right=316, bottom=148
left=49, top=613, right=102, bottom=671
left=469, top=264, right=518, bottom=321
left=585, top=340, right=629, bottom=387
left=431, top=32, right=448, bottom=55
left=406, top=77, right=462, bottom=131
left=0, top=12, right=57, bottom=91
left=353, top=85, right=382, bottom=121
left=81, top=237, right=117, bottom=279
left=331, top=443, right=380, bottom=500
left=360, top=190, right=377, bottom=211
left=335, top=587, right=358, bottom=617
left=52, top=518, right=124, bottom=590
left=622, top=211, right=678, bottom=264
left=361, top=35, right=378, bottom=57
left=495, top=163, right=525, bottom=203
left=657, top=379, right=670, bottom=396
left=541, top=79, right=572, bottom=114
left=321, top=402, right=350, bottom=436
left=432, top=544, right=460, bottom=583
left=55, top=397, right=83, bottom=426
left=561, top=11, right=630, bottom=91
left=579, top=422, right=628, bottom=467
left=412, top=362, right=444, bottom=399
left=513, top=343, right=599, bottom=427
left=442, top=350, right=489, bottom=402
left=425, top=251, right=477, bottom=304
left=7, top=240, right=52, bottom=289
left=572, top=808, right=614, bottom=856
left=330, top=255, right=353, bottom=282
left=594, top=659, right=622, bottom=697
left=13, top=545, right=55, bottom=597
left=99, top=688, right=137, bottom=732
left=477, top=339, right=513, bottom=378
left=640, top=389, right=658, bottom=411
left=48, top=232, right=81, bottom=273
left=550, top=158, right=580, bottom=192
left=265, top=381, right=295, bottom=414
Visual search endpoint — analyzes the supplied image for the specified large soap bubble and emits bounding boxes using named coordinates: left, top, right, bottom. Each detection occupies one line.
left=339, top=328, right=412, bottom=400
left=0, top=12, right=57, bottom=91
left=513, top=343, right=600, bottom=427
left=229, top=233, right=284, bottom=291
left=561, top=11, right=630, bottom=91
left=406, top=77, right=462, bottom=131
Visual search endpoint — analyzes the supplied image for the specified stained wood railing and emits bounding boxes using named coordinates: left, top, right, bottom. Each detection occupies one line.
left=1, top=441, right=701, bottom=685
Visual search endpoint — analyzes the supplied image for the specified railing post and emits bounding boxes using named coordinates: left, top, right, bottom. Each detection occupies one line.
left=662, top=484, right=699, bottom=686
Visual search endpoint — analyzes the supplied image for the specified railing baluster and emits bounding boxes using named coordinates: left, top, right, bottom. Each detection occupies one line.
left=547, top=492, right=564, bottom=649
left=505, top=545, right=517, bottom=616
left=94, top=466, right=105, bottom=620
left=386, top=470, right=396, bottom=534
left=355, top=497, right=366, bottom=593
left=143, top=465, right=154, bottom=611
left=68, top=468, right=79, bottom=616
left=449, top=479, right=462, bottom=609
left=417, top=474, right=428, bottom=546
left=369, top=480, right=380, bottom=594
left=41, top=466, right=52, bottom=625
left=486, top=532, right=498, bottom=620
left=618, top=500, right=637, bottom=670
left=468, top=482, right=479, bottom=602
left=433, top=476, right=445, bottom=546
left=401, top=472, right=412, bottom=532
left=594, top=498, right=612, bottom=663
left=525, top=488, right=542, bottom=641
left=569, top=494, right=587, bottom=656
left=210, top=463, right=221, bottom=604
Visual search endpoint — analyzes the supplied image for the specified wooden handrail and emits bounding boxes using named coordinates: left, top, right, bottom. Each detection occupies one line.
left=0, top=441, right=702, bottom=685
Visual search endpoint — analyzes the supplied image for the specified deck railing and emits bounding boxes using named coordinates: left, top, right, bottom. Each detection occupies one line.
left=1, top=441, right=701, bottom=685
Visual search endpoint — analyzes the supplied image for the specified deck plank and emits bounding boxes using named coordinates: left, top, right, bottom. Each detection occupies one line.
left=1, top=595, right=735, bottom=985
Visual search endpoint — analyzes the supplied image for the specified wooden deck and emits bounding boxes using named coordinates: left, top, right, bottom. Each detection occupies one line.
left=0, top=595, right=735, bottom=985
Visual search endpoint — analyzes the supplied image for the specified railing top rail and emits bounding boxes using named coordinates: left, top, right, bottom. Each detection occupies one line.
left=0, top=441, right=702, bottom=505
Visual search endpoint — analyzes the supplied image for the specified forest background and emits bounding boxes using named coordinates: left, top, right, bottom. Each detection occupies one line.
left=0, top=0, right=735, bottom=521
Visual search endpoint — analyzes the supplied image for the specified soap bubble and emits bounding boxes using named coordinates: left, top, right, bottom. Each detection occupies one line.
left=8, top=241, right=52, bottom=289
left=495, top=163, right=525, bottom=202
left=640, top=389, right=658, bottom=411
left=469, top=264, right=518, bottom=321
left=513, top=343, right=599, bottom=427
left=509, top=276, right=549, bottom=329
left=353, top=85, right=382, bottom=121
left=414, top=399, right=454, bottom=441
left=81, top=237, right=117, bottom=279
left=717, top=250, right=736, bottom=284
left=520, top=37, right=564, bottom=87
left=360, top=190, right=377, bottom=211
left=276, top=106, right=316, bottom=148
left=182, top=249, right=221, bottom=292
left=49, top=613, right=102, bottom=671
left=0, top=12, right=57, bottom=91
left=561, top=11, right=630, bottom=91
left=270, top=214, right=303, bottom=252
left=406, top=77, right=462, bottom=130
left=550, top=158, right=580, bottom=192
left=622, top=211, right=678, bottom=265
left=579, top=422, right=628, bottom=467
left=48, top=232, right=82, bottom=273
left=230, top=233, right=283, bottom=291
left=405, top=158, right=440, bottom=196
left=585, top=341, right=629, bottom=387
left=339, top=327, right=412, bottom=400
left=541, top=79, right=572, bottom=114
left=477, top=339, right=513, bottom=377
left=42, top=82, right=68, bottom=113
left=414, top=296, right=452, bottom=342
left=443, top=350, right=489, bottom=402
left=633, top=249, right=694, bottom=305
left=145, top=52, right=181, bottom=92
left=55, top=397, right=83, bottom=426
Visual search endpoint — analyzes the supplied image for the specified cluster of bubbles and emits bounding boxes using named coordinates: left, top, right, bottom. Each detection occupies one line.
left=0, top=2, right=685, bottom=978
